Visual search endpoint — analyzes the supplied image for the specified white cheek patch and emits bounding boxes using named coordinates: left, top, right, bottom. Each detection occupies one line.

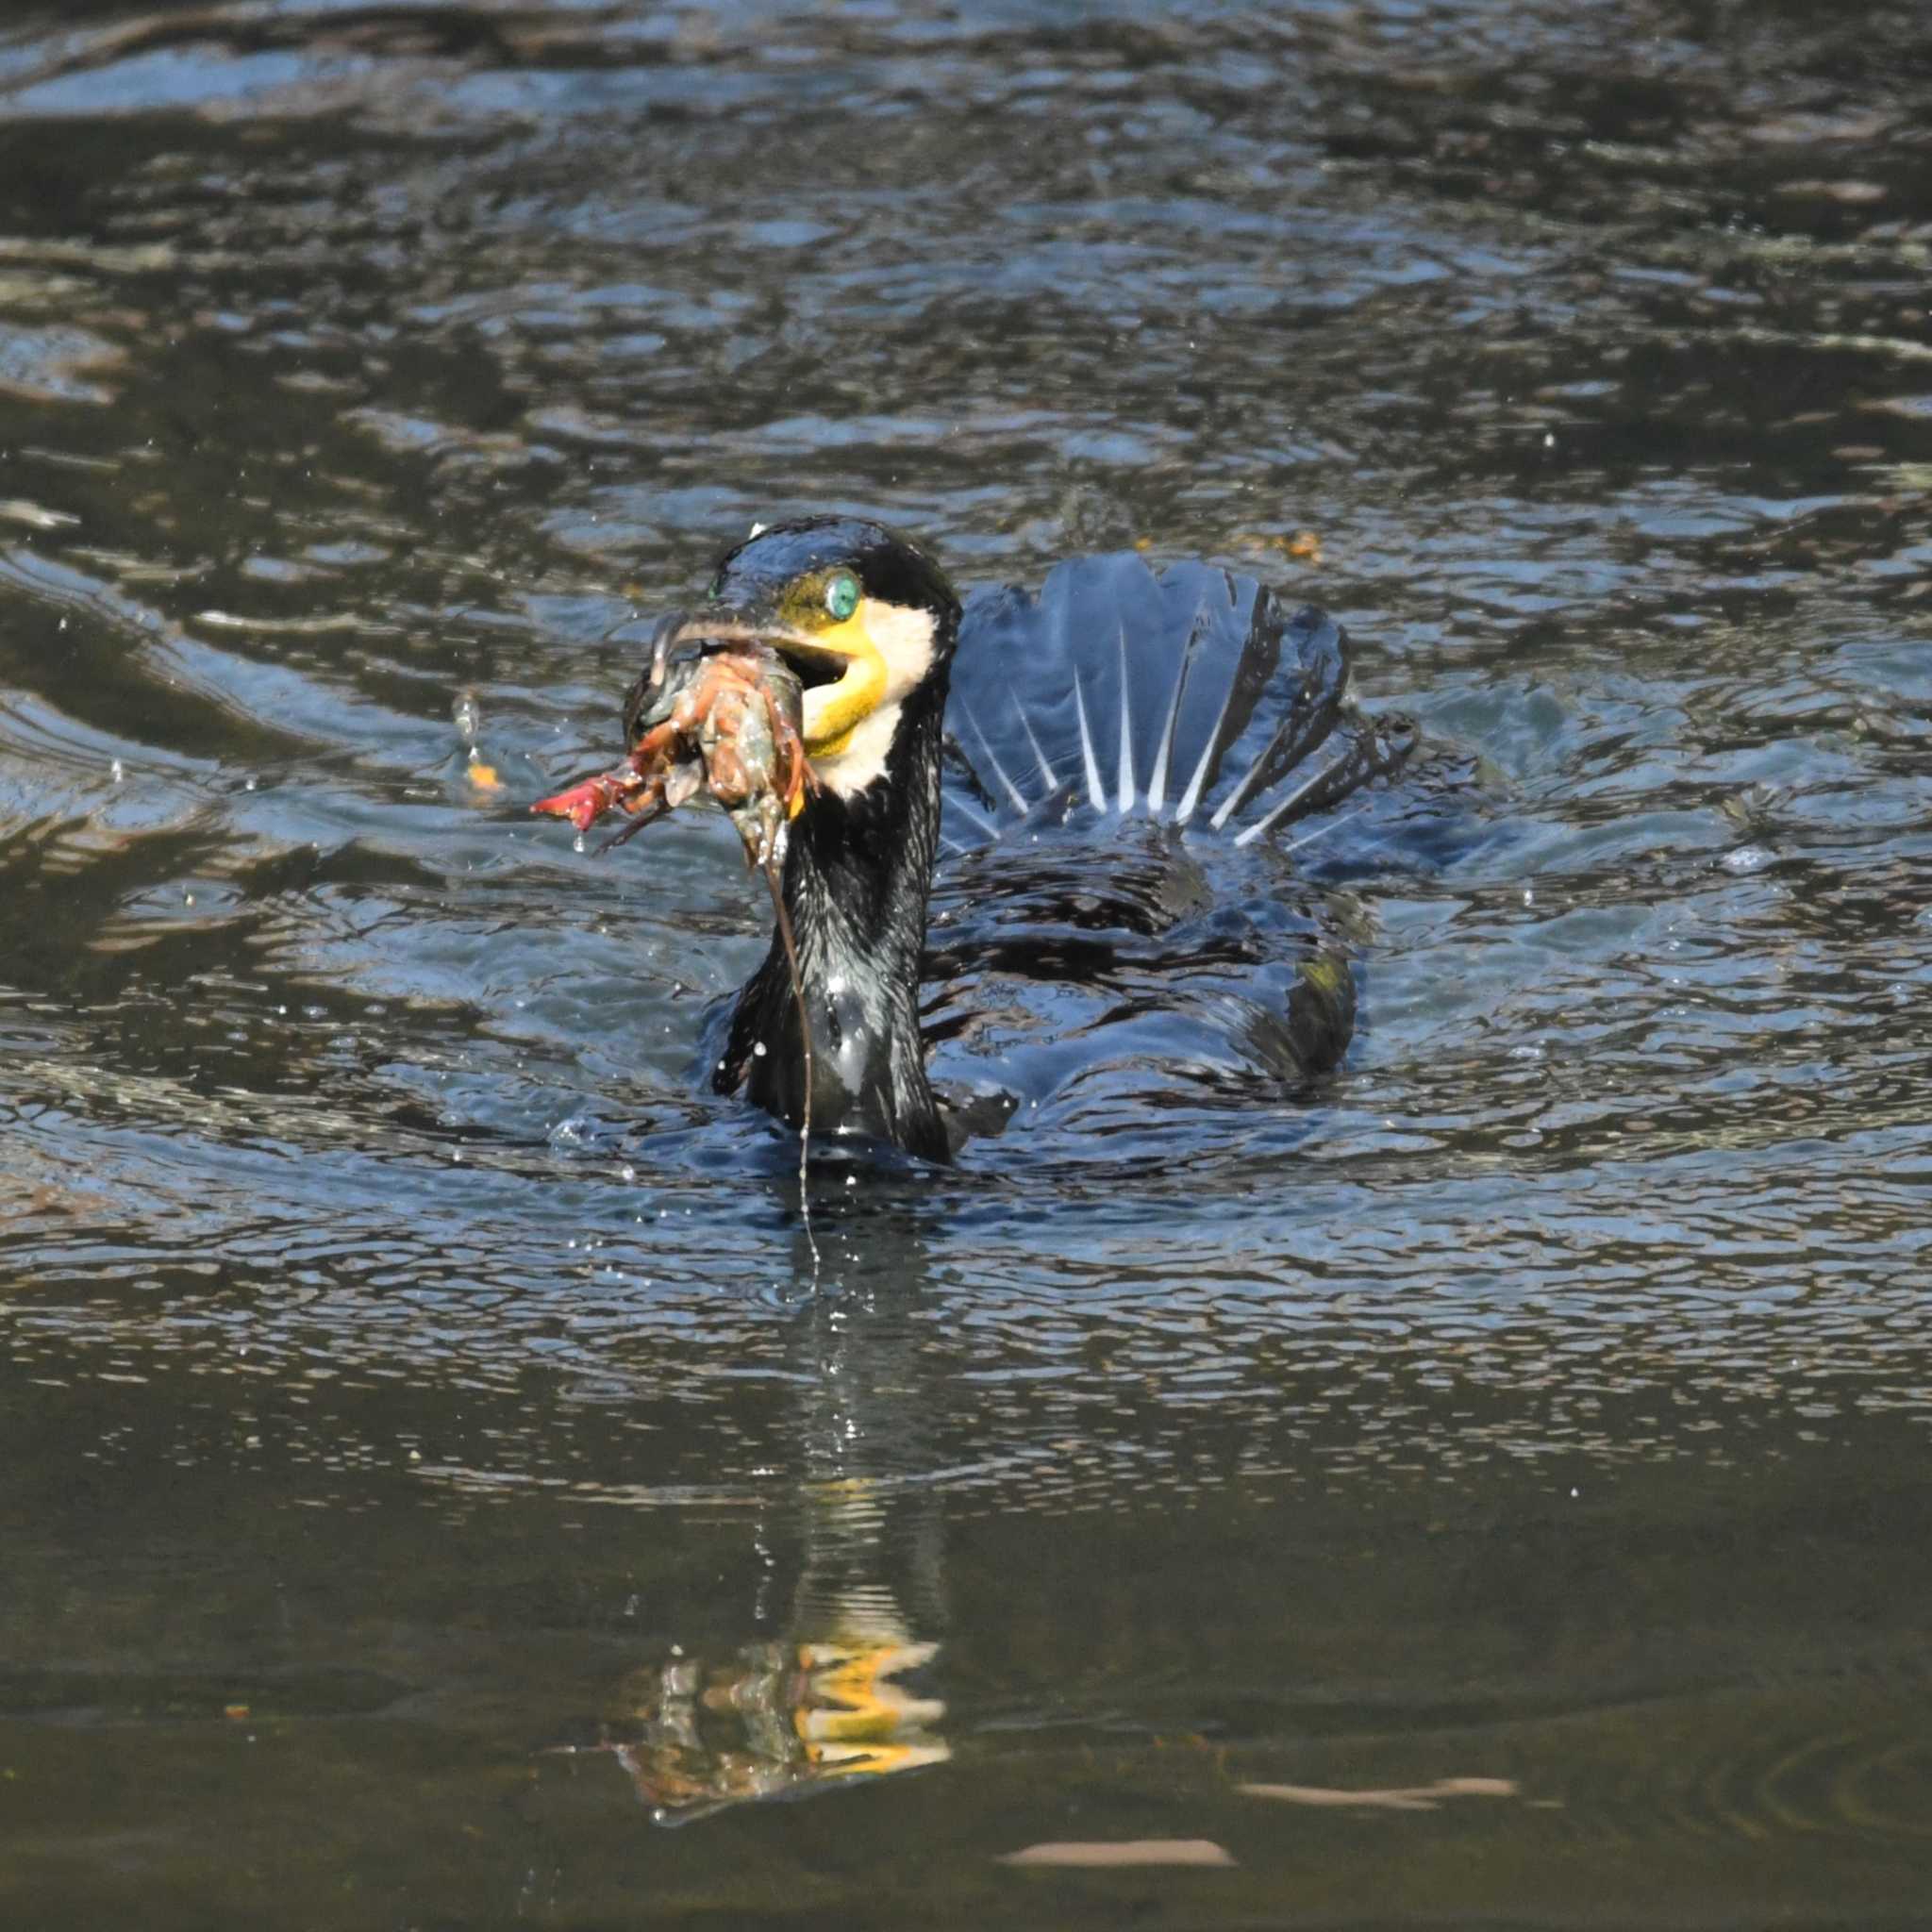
left=862, top=600, right=936, bottom=707
left=801, top=599, right=936, bottom=799
left=812, top=700, right=902, bottom=799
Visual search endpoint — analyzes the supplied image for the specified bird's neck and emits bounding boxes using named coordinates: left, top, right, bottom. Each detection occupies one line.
left=724, top=679, right=949, bottom=1161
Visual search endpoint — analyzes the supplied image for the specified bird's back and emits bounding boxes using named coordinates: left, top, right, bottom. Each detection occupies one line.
left=925, top=554, right=1424, bottom=1152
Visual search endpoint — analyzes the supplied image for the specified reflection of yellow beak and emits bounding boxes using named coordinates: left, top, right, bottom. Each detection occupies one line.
left=784, top=609, right=888, bottom=760
left=804, top=1738, right=952, bottom=1776
left=793, top=1636, right=946, bottom=1777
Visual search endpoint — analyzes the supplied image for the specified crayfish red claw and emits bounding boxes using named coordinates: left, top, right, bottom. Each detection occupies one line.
left=529, top=757, right=657, bottom=833
left=531, top=638, right=813, bottom=847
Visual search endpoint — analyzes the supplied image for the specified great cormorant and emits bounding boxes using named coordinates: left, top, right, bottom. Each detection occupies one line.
left=542, top=515, right=1417, bottom=1162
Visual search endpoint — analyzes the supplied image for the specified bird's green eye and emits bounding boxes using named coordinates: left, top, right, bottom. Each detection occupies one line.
left=824, top=571, right=860, bottom=622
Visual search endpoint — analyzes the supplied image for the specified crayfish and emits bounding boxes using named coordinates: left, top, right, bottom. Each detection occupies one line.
left=532, top=640, right=812, bottom=870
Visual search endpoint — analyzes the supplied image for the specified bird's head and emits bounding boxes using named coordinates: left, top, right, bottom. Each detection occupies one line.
left=628, top=516, right=961, bottom=803
left=527, top=517, right=962, bottom=1158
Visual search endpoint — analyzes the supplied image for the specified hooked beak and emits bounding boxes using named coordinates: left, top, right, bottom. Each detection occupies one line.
left=638, top=605, right=888, bottom=760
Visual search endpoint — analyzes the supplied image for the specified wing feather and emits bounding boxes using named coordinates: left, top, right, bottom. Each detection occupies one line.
left=1072, top=668, right=1108, bottom=812
left=943, top=554, right=1409, bottom=852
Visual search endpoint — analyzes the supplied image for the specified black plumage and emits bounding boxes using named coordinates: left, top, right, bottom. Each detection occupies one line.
left=618, top=518, right=1424, bottom=1160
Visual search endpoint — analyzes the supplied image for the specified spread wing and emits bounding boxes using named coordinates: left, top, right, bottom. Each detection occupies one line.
left=940, top=554, right=1413, bottom=858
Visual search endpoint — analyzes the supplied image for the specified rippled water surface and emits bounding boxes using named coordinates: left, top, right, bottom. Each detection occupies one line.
left=3, top=2, right=1930, bottom=1924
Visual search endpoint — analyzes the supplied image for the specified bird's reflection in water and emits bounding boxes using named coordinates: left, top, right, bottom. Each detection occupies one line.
left=606, top=1482, right=947, bottom=1824
left=577, top=1210, right=951, bottom=1825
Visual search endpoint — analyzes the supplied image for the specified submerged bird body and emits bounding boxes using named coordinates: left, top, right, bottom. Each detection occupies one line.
left=542, top=518, right=1425, bottom=1161
left=920, top=555, right=1413, bottom=1152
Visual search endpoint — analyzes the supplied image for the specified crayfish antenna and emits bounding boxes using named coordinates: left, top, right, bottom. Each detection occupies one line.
left=593, top=803, right=669, bottom=856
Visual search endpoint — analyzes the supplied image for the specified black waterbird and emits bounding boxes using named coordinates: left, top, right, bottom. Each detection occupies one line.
left=551, top=516, right=1423, bottom=1162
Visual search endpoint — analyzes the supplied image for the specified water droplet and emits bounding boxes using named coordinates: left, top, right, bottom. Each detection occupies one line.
left=452, top=689, right=482, bottom=745
left=753, top=1041, right=768, bottom=1058
left=572, top=832, right=586, bottom=855
left=109, top=758, right=124, bottom=782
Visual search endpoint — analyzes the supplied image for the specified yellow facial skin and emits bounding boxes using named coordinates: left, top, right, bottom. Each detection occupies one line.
left=762, top=571, right=887, bottom=760
left=792, top=606, right=888, bottom=759
left=659, top=572, right=927, bottom=804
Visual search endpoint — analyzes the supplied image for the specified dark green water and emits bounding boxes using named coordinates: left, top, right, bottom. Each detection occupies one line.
left=2, top=2, right=1929, bottom=1925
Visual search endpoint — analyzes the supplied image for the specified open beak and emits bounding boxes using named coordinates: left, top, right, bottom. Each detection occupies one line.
left=531, top=609, right=822, bottom=847
left=635, top=606, right=888, bottom=760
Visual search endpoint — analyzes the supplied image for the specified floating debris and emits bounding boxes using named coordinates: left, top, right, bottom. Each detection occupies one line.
left=1239, top=1775, right=1519, bottom=1810
left=998, top=1840, right=1236, bottom=1869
